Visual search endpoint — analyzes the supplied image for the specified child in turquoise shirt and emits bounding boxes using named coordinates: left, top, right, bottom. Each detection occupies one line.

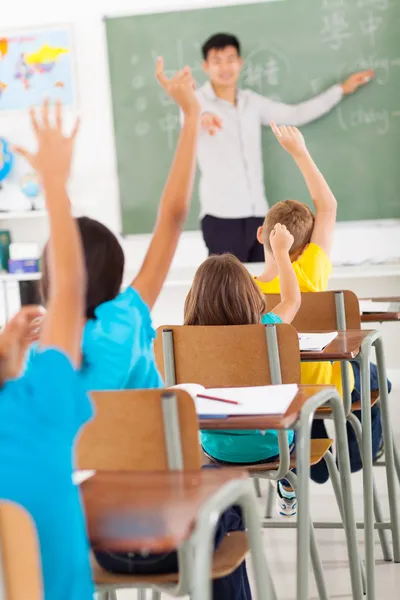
left=2, top=101, right=93, bottom=600
left=184, top=227, right=301, bottom=516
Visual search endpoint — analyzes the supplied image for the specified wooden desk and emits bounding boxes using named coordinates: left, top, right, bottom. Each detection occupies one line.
left=198, top=384, right=336, bottom=431
left=360, top=297, right=400, bottom=323
left=299, top=330, right=374, bottom=362
left=81, top=470, right=247, bottom=553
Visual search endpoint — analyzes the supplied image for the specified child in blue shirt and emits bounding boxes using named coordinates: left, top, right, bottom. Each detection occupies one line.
left=1, top=101, right=93, bottom=600
left=184, top=225, right=301, bottom=516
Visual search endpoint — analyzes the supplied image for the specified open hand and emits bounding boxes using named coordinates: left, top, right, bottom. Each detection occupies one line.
left=341, top=70, right=374, bottom=95
left=201, top=112, right=223, bottom=136
left=270, top=122, right=307, bottom=158
left=14, top=99, right=80, bottom=187
left=269, top=223, right=294, bottom=256
left=156, top=57, right=200, bottom=117
left=0, top=305, right=45, bottom=380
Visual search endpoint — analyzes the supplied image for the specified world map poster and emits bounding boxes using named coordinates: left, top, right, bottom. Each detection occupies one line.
left=0, top=27, right=75, bottom=111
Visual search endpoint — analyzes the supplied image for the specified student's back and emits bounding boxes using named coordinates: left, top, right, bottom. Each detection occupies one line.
left=0, top=349, right=93, bottom=600
left=32, top=60, right=201, bottom=394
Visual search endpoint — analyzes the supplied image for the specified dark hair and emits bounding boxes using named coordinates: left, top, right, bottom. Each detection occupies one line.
left=40, top=216, right=125, bottom=319
left=184, top=254, right=265, bottom=326
left=201, top=33, right=241, bottom=60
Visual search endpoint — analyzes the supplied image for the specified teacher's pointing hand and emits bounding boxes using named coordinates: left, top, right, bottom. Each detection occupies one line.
left=340, top=69, right=375, bottom=95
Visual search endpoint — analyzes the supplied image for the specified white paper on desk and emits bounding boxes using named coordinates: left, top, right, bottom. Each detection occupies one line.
left=73, top=470, right=95, bottom=485
left=359, top=300, right=397, bottom=313
left=198, top=384, right=298, bottom=416
left=298, top=332, right=338, bottom=352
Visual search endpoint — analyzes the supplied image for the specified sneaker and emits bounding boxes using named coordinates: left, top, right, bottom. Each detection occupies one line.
left=276, top=482, right=297, bottom=517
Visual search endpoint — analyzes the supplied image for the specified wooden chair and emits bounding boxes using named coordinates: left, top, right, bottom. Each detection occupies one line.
left=77, top=389, right=272, bottom=600
left=154, top=322, right=331, bottom=477
left=0, top=501, right=42, bottom=600
left=264, top=290, right=378, bottom=413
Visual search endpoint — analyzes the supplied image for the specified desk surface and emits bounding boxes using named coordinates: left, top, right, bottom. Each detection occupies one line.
left=198, top=384, right=336, bottom=431
left=360, top=297, right=400, bottom=323
left=81, top=470, right=247, bottom=552
left=299, top=330, right=373, bottom=362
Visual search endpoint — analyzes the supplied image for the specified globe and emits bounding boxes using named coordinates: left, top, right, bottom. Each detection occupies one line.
left=21, top=172, right=41, bottom=198
left=0, top=138, right=13, bottom=182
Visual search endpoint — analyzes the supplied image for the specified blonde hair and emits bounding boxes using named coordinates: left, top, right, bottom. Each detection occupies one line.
left=263, top=200, right=315, bottom=253
left=184, top=254, right=265, bottom=326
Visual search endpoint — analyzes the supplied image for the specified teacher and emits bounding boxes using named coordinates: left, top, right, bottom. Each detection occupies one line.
left=196, top=33, right=374, bottom=262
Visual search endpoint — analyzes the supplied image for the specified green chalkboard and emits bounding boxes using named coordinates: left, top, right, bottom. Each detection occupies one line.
left=105, top=0, right=400, bottom=235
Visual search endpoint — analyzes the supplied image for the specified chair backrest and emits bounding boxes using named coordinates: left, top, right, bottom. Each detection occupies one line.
left=0, top=501, right=42, bottom=600
left=154, top=324, right=301, bottom=387
left=264, top=290, right=361, bottom=331
left=77, top=389, right=202, bottom=471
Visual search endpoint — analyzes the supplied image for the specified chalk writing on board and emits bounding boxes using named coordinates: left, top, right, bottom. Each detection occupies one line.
left=132, top=75, right=145, bottom=90
left=130, top=55, right=139, bottom=66
left=322, top=0, right=347, bottom=8
left=360, top=10, right=385, bottom=47
left=242, top=47, right=290, bottom=95
left=135, top=121, right=151, bottom=137
left=311, top=78, right=324, bottom=95
left=151, top=40, right=203, bottom=79
left=320, top=11, right=352, bottom=50
left=159, top=113, right=179, bottom=150
left=339, top=55, right=400, bottom=86
left=356, top=0, right=389, bottom=9
left=337, top=105, right=390, bottom=135
left=136, top=97, right=147, bottom=112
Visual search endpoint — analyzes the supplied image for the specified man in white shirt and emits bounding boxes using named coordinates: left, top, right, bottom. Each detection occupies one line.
left=197, top=33, right=374, bottom=262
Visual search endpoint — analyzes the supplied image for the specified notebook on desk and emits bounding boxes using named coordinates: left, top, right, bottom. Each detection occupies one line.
left=298, top=332, right=338, bottom=352
left=359, top=300, right=400, bottom=314
left=171, top=384, right=298, bottom=418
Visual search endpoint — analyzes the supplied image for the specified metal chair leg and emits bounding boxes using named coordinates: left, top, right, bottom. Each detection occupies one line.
left=324, top=451, right=366, bottom=596
left=265, top=481, right=275, bottom=518
left=374, top=337, right=400, bottom=562
left=394, top=439, right=400, bottom=486
left=285, top=471, right=329, bottom=600
left=253, top=477, right=262, bottom=498
left=347, top=411, right=393, bottom=562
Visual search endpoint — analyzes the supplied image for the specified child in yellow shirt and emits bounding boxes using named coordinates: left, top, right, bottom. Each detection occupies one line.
left=254, top=122, right=387, bottom=481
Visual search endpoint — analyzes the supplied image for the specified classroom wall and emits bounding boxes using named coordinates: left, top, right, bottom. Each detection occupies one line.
left=1, top=0, right=400, bottom=373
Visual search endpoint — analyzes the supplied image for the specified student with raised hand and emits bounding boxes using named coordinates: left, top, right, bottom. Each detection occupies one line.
left=0, top=101, right=93, bottom=600
left=255, top=122, right=388, bottom=481
left=184, top=245, right=301, bottom=517
left=31, top=57, right=200, bottom=393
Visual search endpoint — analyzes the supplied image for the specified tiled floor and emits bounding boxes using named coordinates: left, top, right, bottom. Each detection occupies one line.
left=118, top=382, right=400, bottom=599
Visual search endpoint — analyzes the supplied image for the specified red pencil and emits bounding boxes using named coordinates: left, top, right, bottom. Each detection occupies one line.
left=197, top=393, right=240, bottom=405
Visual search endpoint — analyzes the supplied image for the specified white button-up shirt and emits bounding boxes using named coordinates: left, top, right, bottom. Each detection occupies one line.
left=195, top=81, right=343, bottom=219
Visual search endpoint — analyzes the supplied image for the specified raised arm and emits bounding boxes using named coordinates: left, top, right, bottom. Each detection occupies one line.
left=271, top=122, right=337, bottom=258
left=256, top=70, right=374, bottom=127
left=132, top=58, right=201, bottom=309
left=268, top=224, right=301, bottom=323
left=15, top=101, right=85, bottom=367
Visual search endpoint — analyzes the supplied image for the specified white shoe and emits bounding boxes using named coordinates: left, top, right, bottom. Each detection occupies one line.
left=276, top=482, right=297, bottom=517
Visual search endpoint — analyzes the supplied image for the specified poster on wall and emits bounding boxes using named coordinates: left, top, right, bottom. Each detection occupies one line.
left=0, top=27, right=76, bottom=111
